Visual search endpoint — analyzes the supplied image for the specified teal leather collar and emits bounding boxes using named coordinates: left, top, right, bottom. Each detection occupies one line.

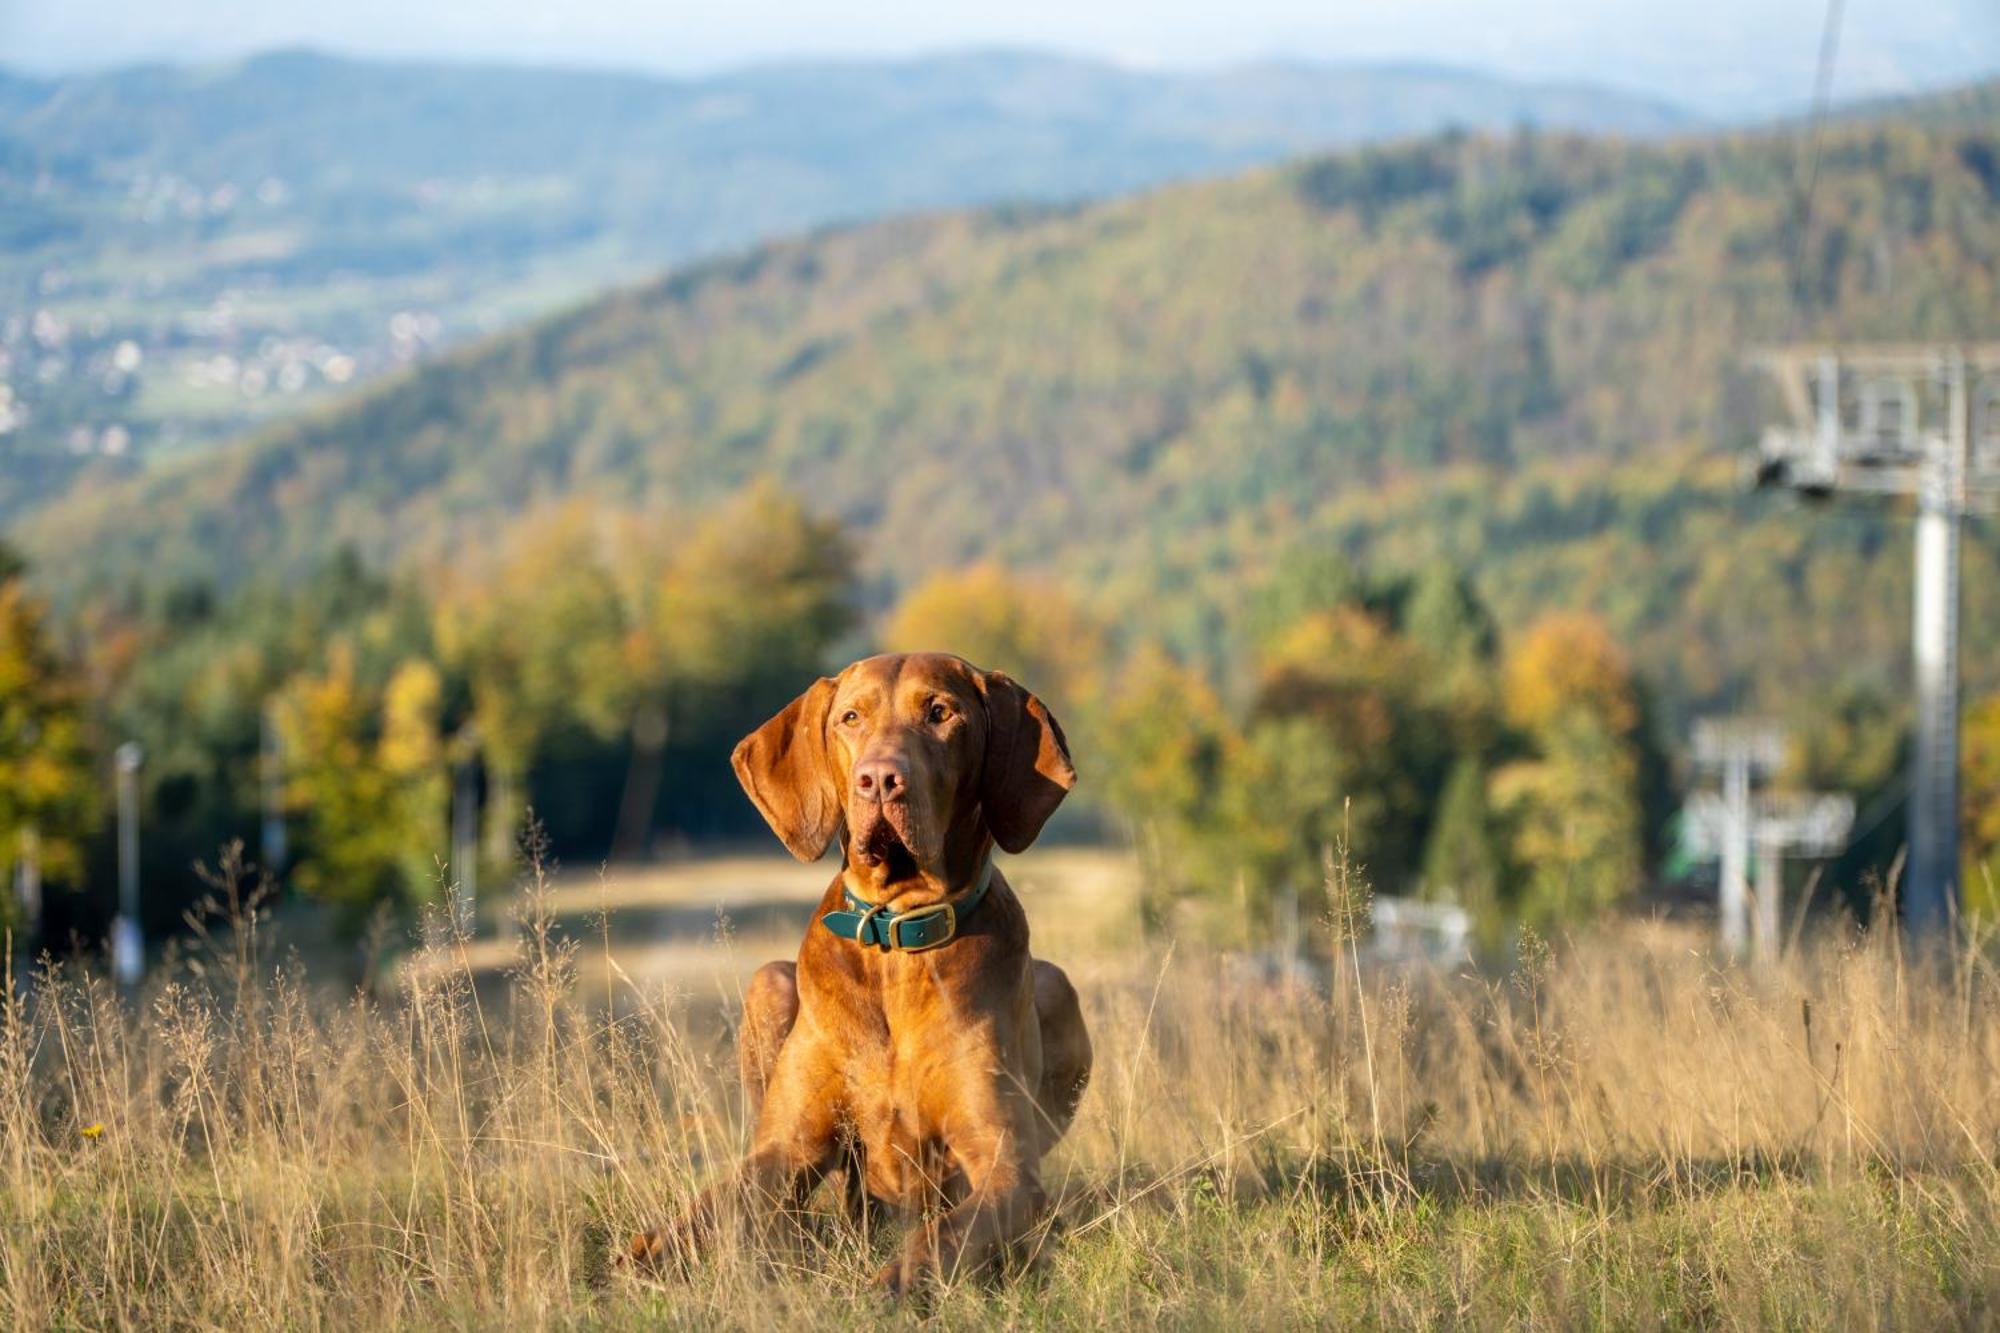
left=821, top=857, right=995, bottom=952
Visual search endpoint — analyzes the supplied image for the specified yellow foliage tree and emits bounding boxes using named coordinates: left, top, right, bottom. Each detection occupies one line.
left=1963, top=692, right=2000, bottom=920
left=380, top=659, right=449, bottom=901
left=881, top=562, right=1103, bottom=707
left=1098, top=646, right=1229, bottom=831
left=637, top=481, right=855, bottom=696
left=0, top=576, right=96, bottom=912
left=1096, top=646, right=1235, bottom=913
left=432, top=502, right=628, bottom=864
left=1493, top=612, right=1645, bottom=925
left=1501, top=611, right=1640, bottom=739
left=274, top=646, right=448, bottom=927
left=432, top=484, right=854, bottom=863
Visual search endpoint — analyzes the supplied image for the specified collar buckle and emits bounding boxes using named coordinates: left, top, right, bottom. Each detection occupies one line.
left=885, top=901, right=957, bottom=952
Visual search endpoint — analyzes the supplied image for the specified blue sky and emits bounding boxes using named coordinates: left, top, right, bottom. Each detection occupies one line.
left=2, top=0, right=1995, bottom=115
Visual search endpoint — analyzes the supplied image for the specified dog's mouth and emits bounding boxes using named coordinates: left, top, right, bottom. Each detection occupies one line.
left=852, top=812, right=920, bottom=882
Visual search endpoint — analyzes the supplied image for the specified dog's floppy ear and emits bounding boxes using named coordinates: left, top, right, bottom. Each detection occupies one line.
left=732, top=675, right=842, bottom=861
left=980, top=671, right=1077, bottom=853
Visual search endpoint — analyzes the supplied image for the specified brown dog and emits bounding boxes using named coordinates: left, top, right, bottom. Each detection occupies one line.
left=627, top=652, right=1093, bottom=1292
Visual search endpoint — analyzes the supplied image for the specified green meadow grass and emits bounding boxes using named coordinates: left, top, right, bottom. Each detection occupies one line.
left=3, top=863, right=1998, bottom=1328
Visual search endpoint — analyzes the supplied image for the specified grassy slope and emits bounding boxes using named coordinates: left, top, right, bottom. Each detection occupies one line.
left=23, top=94, right=2000, bottom=719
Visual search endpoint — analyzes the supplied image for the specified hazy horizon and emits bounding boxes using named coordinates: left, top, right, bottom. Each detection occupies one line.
left=3, top=0, right=1995, bottom=117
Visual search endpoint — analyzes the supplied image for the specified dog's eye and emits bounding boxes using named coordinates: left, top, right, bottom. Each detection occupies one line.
left=927, top=702, right=950, bottom=725
left=840, top=709, right=860, bottom=726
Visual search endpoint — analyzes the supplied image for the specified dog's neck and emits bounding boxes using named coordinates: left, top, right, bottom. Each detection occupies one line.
left=840, top=831, right=994, bottom=911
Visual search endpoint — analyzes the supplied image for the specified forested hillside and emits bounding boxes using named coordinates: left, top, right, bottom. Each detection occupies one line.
left=28, top=93, right=1998, bottom=732
left=0, top=49, right=1689, bottom=519
left=7, top=84, right=2000, bottom=944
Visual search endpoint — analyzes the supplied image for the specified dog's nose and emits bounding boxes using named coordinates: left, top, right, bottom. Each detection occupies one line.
left=853, top=755, right=907, bottom=803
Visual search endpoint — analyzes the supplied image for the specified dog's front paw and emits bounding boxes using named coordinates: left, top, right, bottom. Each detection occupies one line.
left=616, top=1221, right=695, bottom=1277
left=872, top=1227, right=946, bottom=1301
left=872, top=1256, right=921, bottom=1300
left=615, top=1228, right=665, bottom=1274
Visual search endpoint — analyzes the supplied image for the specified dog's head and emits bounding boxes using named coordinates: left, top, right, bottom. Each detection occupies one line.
left=731, top=653, right=1075, bottom=893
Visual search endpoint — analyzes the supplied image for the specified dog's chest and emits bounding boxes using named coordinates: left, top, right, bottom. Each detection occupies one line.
left=840, top=1032, right=932, bottom=1200
left=843, top=1029, right=975, bottom=1207
left=855, top=1106, right=942, bottom=1206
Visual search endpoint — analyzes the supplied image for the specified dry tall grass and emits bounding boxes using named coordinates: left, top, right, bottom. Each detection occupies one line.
left=2, top=850, right=1997, bottom=1329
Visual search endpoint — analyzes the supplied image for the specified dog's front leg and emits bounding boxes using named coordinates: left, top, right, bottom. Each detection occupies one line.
left=623, top=1142, right=831, bottom=1272
left=875, top=1114, right=1045, bottom=1295
left=625, top=1036, right=843, bottom=1273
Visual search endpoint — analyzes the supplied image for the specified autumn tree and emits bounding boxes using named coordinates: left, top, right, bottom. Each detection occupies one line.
left=431, top=503, right=629, bottom=867
left=1096, top=555, right=1536, bottom=945
left=0, top=558, right=96, bottom=923
left=1963, top=692, right=2000, bottom=920
left=1493, top=612, right=1647, bottom=926
left=273, top=645, right=448, bottom=930
left=653, top=484, right=852, bottom=683
left=1222, top=604, right=1457, bottom=922
left=610, top=482, right=855, bottom=855
left=881, top=561, right=1103, bottom=707
left=378, top=660, right=450, bottom=904
left=1095, top=646, right=1235, bottom=915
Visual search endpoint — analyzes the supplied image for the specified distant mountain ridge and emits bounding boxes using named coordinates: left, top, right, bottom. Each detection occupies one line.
left=0, top=47, right=1697, bottom=265
left=2, top=47, right=1696, bottom=168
